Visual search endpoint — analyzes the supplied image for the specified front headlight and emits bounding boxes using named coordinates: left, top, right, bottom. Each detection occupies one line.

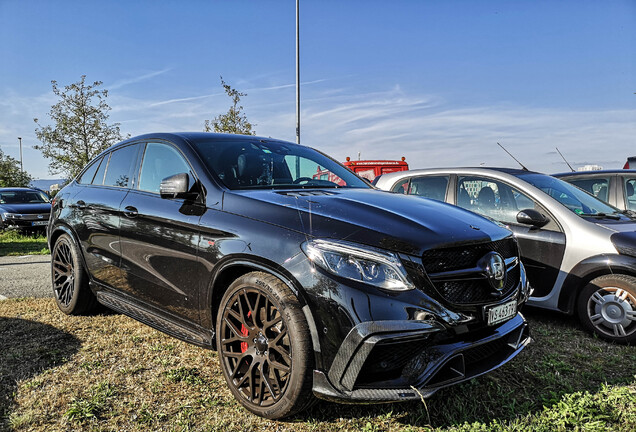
left=302, top=239, right=415, bottom=291
left=1, top=212, right=21, bottom=219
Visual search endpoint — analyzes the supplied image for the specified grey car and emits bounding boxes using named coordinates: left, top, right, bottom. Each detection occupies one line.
left=554, top=169, right=636, bottom=212
left=375, top=167, right=636, bottom=344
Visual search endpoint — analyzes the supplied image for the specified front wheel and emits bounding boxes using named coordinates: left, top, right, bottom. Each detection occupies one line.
left=577, top=274, right=636, bottom=344
left=216, top=272, right=315, bottom=419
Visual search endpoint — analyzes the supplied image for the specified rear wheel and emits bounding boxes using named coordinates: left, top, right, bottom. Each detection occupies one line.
left=51, top=233, right=98, bottom=315
left=216, top=272, right=315, bottom=419
left=577, top=274, right=636, bottom=344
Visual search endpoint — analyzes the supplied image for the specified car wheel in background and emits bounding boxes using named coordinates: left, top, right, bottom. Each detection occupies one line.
left=216, top=271, right=315, bottom=419
left=577, top=274, right=636, bottom=344
left=51, top=233, right=98, bottom=315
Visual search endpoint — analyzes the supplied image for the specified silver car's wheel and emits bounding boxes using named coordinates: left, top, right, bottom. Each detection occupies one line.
left=577, top=275, right=636, bottom=344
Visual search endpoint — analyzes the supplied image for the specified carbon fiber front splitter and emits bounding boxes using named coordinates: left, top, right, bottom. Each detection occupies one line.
left=312, top=313, right=531, bottom=403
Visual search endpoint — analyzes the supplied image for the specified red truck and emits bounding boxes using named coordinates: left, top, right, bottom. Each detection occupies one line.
left=342, top=157, right=409, bottom=182
left=314, top=157, right=409, bottom=185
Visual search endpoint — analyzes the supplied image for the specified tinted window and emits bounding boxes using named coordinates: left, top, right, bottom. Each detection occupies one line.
left=138, top=143, right=192, bottom=193
left=405, top=176, right=449, bottom=201
left=191, top=139, right=368, bottom=190
left=93, top=153, right=108, bottom=185
left=568, top=177, right=610, bottom=203
left=103, top=145, right=139, bottom=188
left=77, top=156, right=103, bottom=184
left=625, top=177, right=636, bottom=211
left=0, top=190, right=49, bottom=204
left=457, top=176, right=554, bottom=228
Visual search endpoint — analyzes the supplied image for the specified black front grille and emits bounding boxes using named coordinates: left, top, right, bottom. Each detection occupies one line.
left=435, top=264, right=519, bottom=304
left=421, top=238, right=517, bottom=274
left=422, top=238, right=519, bottom=306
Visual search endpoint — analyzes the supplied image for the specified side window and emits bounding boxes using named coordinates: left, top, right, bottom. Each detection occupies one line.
left=391, top=180, right=410, bottom=194
left=406, top=176, right=449, bottom=202
left=92, top=153, right=109, bottom=185
left=568, top=177, right=610, bottom=203
left=103, top=145, right=140, bottom=188
left=77, top=156, right=103, bottom=184
left=138, top=143, right=192, bottom=193
left=457, top=176, right=555, bottom=229
left=625, top=178, right=636, bottom=211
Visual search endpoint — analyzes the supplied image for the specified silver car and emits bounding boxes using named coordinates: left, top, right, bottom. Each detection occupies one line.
left=375, top=167, right=636, bottom=344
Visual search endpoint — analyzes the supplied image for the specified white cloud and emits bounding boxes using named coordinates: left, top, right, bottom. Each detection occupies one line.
left=2, top=79, right=635, bottom=179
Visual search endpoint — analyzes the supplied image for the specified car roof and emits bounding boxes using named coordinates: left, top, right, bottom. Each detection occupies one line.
left=554, top=169, right=636, bottom=177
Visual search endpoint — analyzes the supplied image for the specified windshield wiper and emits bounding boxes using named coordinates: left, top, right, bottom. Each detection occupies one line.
left=579, top=212, right=621, bottom=220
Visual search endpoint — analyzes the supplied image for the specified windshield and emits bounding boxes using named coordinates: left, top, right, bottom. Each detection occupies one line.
left=518, top=173, right=622, bottom=217
left=0, top=190, right=50, bottom=204
left=191, top=139, right=369, bottom=190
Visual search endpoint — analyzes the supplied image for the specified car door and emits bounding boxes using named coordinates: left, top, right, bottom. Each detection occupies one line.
left=454, top=175, right=566, bottom=297
left=118, top=141, right=206, bottom=323
left=70, top=144, right=141, bottom=289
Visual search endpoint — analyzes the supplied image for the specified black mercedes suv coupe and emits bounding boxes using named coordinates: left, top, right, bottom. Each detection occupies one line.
left=48, top=133, right=531, bottom=419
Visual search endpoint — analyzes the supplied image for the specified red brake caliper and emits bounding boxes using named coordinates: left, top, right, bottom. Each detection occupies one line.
left=240, top=311, right=251, bottom=353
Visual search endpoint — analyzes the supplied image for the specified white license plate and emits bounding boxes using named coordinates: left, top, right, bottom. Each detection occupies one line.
left=486, top=300, right=517, bottom=326
left=31, top=221, right=48, bottom=226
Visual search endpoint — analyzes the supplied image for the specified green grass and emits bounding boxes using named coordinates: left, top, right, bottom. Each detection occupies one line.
left=1, top=299, right=635, bottom=431
left=0, top=230, right=49, bottom=256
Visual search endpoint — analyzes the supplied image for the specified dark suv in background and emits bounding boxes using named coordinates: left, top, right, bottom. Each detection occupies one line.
left=48, top=133, right=530, bottom=419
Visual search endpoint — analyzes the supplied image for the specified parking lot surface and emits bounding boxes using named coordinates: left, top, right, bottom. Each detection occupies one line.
left=0, top=255, right=51, bottom=299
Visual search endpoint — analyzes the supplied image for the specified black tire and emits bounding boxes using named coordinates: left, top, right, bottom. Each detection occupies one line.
left=577, top=274, right=636, bottom=344
left=51, top=233, right=98, bottom=315
left=216, top=271, right=316, bottom=419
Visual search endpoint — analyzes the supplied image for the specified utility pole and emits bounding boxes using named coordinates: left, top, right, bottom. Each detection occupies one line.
left=295, top=0, right=300, bottom=144
left=18, top=137, right=23, bottom=172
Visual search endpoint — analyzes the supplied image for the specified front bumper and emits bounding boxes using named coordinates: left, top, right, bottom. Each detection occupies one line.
left=2, top=213, right=50, bottom=229
left=312, top=312, right=530, bottom=403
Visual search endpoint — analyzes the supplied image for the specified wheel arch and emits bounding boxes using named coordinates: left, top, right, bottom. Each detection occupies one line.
left=207, top=257, right=323, bottom=364
left=557, top=253, right=636, bottom=314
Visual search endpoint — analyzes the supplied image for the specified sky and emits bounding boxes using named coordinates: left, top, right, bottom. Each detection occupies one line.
left=1, top=0, right=635, bottom=180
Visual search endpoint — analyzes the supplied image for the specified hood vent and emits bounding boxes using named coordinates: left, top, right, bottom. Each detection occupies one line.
left=277, top=190, right=338, bottom=197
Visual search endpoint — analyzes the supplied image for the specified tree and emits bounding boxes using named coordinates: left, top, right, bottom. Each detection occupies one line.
left=34, top=75, right=125, bottom=179
left=0, top=147, right=31, bottom=187
left=204, top=76, right=255, bottom=135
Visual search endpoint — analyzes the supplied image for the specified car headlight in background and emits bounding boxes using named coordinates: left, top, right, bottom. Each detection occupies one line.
left=302, top=239, right=415, bottom=291
left=1, top=212, right=21, bottom=219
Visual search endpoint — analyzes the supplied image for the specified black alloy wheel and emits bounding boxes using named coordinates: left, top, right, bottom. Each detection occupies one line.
left=216, top=272, right=315, bottom=419
left=51, top=234, right=97, bottom=315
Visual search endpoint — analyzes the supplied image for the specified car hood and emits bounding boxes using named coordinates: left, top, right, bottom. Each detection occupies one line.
left=0, top=203, right=51, bottom=214
left=222, top=188, right=511, bottom=256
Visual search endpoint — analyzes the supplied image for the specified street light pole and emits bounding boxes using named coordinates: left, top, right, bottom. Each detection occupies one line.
left=295, top=0, right=300, bottom=144
left=18, top=137, right=23, bottom=172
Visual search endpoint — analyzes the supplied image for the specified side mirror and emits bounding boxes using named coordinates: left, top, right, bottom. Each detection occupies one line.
left=516, top=208, right=549, bottom=227
left=160, top=173, right=190, bottom=199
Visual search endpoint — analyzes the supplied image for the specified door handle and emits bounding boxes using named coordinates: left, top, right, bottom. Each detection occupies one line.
left=123, top=206, right=138, bottom=218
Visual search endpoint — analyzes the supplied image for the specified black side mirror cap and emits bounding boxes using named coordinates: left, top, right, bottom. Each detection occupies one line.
left=516, top=208, right=549, bottom=227
left=160, top=173, right=190, bottom=199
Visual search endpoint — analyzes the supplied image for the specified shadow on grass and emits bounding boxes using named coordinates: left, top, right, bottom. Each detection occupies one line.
left=0, top=317, right=81, bottom=430
left=297, top=309, right=636, bottom=428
